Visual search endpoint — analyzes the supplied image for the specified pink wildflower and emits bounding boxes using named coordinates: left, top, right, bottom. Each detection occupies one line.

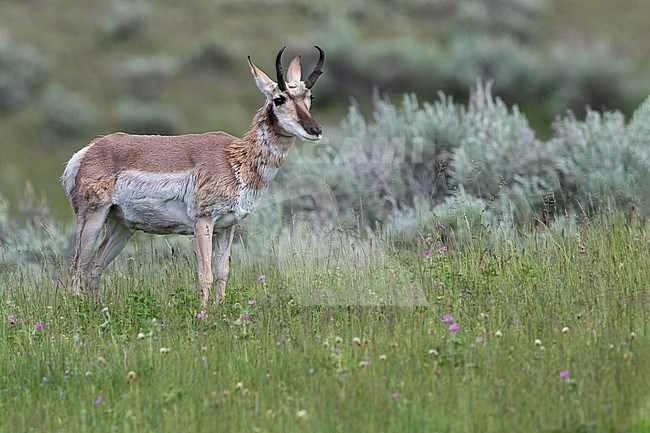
left=436, top=245, right=447, bottom=253
left=475, top=336, right=484, bottom=343
left=101, top=307, right=109, bottom=313
left=241, top=313, right=250, bottom=320
left=258, top=275, right=265, bottom=282
left=559, top=370, right=570, bottom=378
left=94, top=394, right=103, bottom=405
left=34, top=321, right=44, bottom=329
left=442, top=315, right=454, bottom=322
left=9, top=314, right=15, bottom=323
left=435, top=223, right=445, bottom=230
left=424, top=249, right=431, bottom=256
left=449, top=323, right=460, bottom=332
left=196, top=310, right=206, bottom=319
left=248, top=299, right=256, bottom=305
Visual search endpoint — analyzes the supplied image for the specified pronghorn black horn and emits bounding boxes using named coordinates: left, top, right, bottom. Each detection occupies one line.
left=275, top=46, right=287, bottom=92
left=304, top=46, right=325, bottom=89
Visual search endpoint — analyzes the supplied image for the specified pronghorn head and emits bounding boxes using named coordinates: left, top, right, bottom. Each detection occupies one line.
left=248, top=46, right=324, bottom=143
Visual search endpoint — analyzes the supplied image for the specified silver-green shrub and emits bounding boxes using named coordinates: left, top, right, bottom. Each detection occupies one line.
left=189, top=33, right=238, bottom=70
left=549, top=96, right=650, bottom=216
left=0, top=191, right=67, bottom=277
left=306, top=91, right=463, bottom=227
left=452, top=0, right=547, bottom=42
left=546, top=43, right=632, bottom=115
left=317, top=83, right=558, bottom=228
left=0, top=33, right=47, bottom=113
left=40, top=85, right=99, bottom=139
left=101, top=1, right=152, bottom=41
left=450, top=82, right=558, bottom=223
left=120, top=55, right=177, bottom=101
left=445, top=34, right=546, bottom=102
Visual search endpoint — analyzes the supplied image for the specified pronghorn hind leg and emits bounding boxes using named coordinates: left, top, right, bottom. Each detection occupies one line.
left=213, top=226, right=235, bottom=305
left=70, top=205, right=111, bottom=297
left=194, top=217, right=214, bottom=307
left=87, top=216, right=134, bottom=297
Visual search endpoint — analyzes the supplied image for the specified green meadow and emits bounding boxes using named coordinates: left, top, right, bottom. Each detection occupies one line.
left=2, top=217, right=648, bottom=432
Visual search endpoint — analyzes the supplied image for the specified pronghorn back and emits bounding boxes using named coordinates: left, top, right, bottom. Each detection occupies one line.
left=65, top=132, right=238, bottom=210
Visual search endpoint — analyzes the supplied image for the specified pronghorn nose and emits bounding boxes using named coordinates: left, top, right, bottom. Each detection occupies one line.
left=308, top=125, right=322, bottom=137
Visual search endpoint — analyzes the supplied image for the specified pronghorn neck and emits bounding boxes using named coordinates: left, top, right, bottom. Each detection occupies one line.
left=228, top=102, right=295, bottom=190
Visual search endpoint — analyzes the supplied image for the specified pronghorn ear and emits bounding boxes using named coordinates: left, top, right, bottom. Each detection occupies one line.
left=286, top=55, right=302, bottom=84
left=247, top=56, right=277, bottom=96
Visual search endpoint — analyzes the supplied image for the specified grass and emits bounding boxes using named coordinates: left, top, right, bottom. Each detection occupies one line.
left=1, top=216, right=649, bottom=432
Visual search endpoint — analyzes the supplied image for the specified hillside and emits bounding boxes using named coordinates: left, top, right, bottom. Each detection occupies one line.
left=0, top=0, right=648, bottom=219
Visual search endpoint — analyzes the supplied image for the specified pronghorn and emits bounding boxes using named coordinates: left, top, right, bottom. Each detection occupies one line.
left=61, top=46, right=325, bottom=306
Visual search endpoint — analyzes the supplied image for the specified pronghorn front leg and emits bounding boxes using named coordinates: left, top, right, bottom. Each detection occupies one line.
left=194, top=217, right=214, bottom=307
left=213, top=226, right=235, bottom=305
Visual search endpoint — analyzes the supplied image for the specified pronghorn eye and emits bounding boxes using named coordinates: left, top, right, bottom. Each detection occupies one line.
left=273, top=96, right=286, bottom=106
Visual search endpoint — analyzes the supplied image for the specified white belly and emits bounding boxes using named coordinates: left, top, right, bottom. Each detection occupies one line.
left=112, top=170, right=195, bottom=234
left=110, top=170, right=263, bottom=234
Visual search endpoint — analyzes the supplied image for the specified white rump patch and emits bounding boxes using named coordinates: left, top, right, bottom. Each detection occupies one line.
left=61, top=145, right=92, bottom=197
